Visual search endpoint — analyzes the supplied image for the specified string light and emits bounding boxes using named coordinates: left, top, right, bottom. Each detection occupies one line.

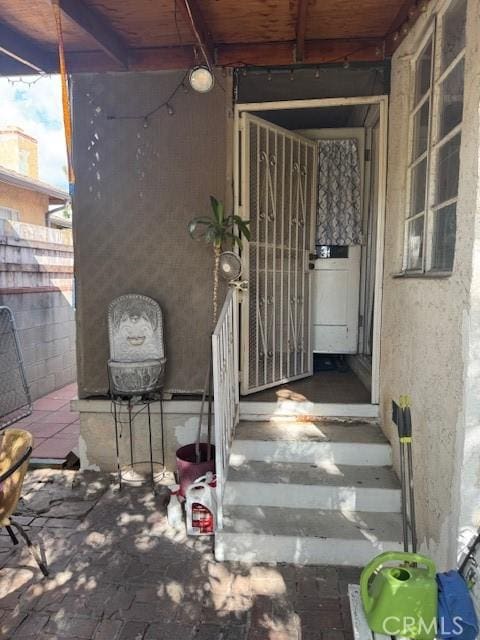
left=7, top=75, right=48, bottom=87
left=107, top=70, right=188, bottom=122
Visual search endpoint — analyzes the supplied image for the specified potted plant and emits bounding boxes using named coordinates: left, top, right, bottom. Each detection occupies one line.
left=175, top=196, right=250, bottom=494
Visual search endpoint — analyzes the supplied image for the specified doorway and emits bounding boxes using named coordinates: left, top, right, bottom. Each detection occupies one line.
left=234, top=97, right=388, bottom=405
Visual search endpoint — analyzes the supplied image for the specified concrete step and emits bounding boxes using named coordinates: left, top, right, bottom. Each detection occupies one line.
left=224, top=459, right=401, bottom=512
left=231, top=419, right=391, bottom=466
left=215, top=505, right=404, bottom=566
left=239, top=401, right=379, bottom=419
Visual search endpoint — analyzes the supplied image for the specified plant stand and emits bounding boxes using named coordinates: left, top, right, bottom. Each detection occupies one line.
left=111, top=393, right=165, bottom=490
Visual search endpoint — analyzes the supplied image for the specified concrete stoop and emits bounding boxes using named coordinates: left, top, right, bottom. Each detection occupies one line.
left=215, top=418, right=403, bottom=566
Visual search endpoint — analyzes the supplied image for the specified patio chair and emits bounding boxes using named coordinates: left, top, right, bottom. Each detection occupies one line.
left=0, top=428, right=49, bottom=577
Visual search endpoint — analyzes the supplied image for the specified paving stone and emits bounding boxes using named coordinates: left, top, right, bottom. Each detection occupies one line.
left=44, top=613, right=98, bottom=638
left=145, top=621, right=194, bottom=640
left=0, top=469, right=355, bottom=640
left=118, top=620, right=148, bottom=640
left=12, top=612, right=49, bottom=637
left=192, top=623, right=225, bottom=639
left=93, top=619, right=123, bottom=640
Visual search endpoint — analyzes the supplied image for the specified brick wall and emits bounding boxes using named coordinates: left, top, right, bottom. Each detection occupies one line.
left=0, top=219, right=75, bottom=400
left=0, top=181, right=49, bottom=226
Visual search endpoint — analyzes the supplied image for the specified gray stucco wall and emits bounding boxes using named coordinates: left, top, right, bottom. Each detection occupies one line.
left=72, top=70, right=232, bottom=398
left=1, top=291, right=76, bottom=400
left=380, top=0, right=480, bottom=570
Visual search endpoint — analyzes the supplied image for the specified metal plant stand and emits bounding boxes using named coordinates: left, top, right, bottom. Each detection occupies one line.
left=111, top=393, right=165, bottom=490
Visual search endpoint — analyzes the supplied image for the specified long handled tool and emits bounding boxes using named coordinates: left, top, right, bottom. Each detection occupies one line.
left=392, top=395, right=417, bottom=553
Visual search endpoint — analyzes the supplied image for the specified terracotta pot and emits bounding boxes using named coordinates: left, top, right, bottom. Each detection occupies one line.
left=176, top=443, right=215, bottom=496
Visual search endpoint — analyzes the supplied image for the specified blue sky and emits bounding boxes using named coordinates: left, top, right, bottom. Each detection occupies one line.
left=0, top=74, right=67, bottom=190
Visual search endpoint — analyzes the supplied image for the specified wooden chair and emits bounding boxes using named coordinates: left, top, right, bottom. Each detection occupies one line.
left=0, top=429, right=48, bottom=577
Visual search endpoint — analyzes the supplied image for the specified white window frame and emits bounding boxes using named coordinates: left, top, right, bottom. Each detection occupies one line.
left=403, top=0, right=466, bottom=274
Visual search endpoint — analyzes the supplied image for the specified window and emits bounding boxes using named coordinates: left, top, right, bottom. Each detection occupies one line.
left=404, top=0, right=466, bottom=273
left=0, top=206, right=19, bottom=222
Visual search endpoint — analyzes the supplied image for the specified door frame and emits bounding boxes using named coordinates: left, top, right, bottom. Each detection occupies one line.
left=234, top=95, right=389, bottom=405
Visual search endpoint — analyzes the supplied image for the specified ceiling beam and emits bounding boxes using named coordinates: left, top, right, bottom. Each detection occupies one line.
left=384, top=0, right=431, bottom=55
left=0, top=22, right=57, bottom=73
left=219, top=39, right=384, bottom=67
left=56, top=0, right=129, bottom=68
left=55, top=39, right=384, bottom=74
left=0, top=38, right=385, bottom=76
left=178, top=0, right=215, bottom=67
left=295, top=0, right=309, bottom=62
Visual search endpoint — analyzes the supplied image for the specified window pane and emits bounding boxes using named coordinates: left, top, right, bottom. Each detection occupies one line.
left=436, top=133, right=461, bottom=203
left=407, top=216, right=424, bottom=270
left=415, top=39, right=432, bottom=105
left=411, top=158, right=427, bottom=215
left=439, top=59, right=464, bottom=138
left=431, top=203, right=456, bottom=271
left=412, top=101, right=430, bottom=160
left=442, top=0, right=467, bottom=71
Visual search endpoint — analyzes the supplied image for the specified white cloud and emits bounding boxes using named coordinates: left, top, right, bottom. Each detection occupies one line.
left=0, top=74, right=68, bottom=190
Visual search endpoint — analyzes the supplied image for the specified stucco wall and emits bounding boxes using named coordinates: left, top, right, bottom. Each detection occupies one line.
left=380, top=0, right=480, bottom=569
left=73, top=399, right=206, bottom=473
left=72, top=70, right=232, bottom=398
left=0, top=181, right=49, bottom=226
left=454, top=0, right=480, bottom=556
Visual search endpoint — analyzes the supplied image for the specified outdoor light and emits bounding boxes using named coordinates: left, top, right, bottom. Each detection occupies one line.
left=189, top=65, right=215, bottom=93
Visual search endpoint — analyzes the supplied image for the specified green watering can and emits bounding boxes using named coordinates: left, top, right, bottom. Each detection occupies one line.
left=360, top=551, right=438, bottom=640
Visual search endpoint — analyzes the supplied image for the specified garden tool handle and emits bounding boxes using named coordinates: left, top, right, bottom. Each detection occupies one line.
left=360, top=552, right=436, bottom=612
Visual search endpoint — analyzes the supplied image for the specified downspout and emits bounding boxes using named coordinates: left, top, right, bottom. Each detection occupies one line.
left=44, top=204, right=66, bottom=227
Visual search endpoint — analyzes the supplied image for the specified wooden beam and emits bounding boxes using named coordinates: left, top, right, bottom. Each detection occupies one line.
left=0, top=22, right=56, bottom=73
left=0, top=38, right=385, bottom=76
left=295, top=0, right=309, bottom=62
left=384, top=0, right=431, bottom=56
left=219, top=39, right=384, bottom=67
left=56, top=0, right=129, bottom=68
left=178, top=0, right=215, bottom=67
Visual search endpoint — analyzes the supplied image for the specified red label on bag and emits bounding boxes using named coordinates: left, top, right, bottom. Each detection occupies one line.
left=191, top=503, right=214, bottom=534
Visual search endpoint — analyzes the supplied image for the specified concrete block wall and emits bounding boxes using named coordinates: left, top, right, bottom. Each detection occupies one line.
left=0, top=220, right=75, bottom=400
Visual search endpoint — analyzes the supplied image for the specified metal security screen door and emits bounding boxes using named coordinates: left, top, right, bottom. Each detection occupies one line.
left=239, top=113, right=317, bottom=395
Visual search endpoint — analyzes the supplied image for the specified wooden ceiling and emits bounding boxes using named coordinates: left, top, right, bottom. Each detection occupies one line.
left=0, top=0, right=429, bottom=75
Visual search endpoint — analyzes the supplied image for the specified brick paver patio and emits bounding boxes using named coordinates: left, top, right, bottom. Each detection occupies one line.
left=0, top=469, right=359, bottom=639
left=12, top=384, right=79, bottom=460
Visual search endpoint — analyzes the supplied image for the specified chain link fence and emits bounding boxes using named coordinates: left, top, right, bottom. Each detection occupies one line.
left=0, top=306, right=32, bottom=430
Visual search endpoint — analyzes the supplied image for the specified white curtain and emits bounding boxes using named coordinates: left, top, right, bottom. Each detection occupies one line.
left=316, top=139, right=363, bottom=246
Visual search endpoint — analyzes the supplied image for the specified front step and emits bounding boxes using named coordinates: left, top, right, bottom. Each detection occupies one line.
left=224, top=460, right=401, bottom=512
left=216, top=505, right=403, bottom=566
left=215, top=418, right=402, bottom=566
left=232, top=420, right=391, bottom=466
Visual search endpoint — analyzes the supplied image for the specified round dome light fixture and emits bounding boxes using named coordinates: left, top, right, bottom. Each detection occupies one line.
left=189, top=65, right=215, bottom=93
